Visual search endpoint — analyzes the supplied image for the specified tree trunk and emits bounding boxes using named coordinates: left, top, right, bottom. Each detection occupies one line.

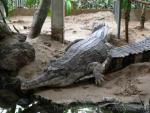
left=28, top=0, right=51, bottom=38
left=124, top=0, right=131, bottom=43
left=140, top=4, right=146, bottom=29
left=125, top=11, right=129, bottom=43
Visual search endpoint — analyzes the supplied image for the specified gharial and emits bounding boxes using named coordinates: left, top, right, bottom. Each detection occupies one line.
left=21, top=25, right=150, bottom=90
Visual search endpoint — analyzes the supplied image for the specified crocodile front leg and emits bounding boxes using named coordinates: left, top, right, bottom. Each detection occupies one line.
left=86, top=62, right=104, bottom=86
left=87, top=56, right=112, bottom=86
left=102, top=55, right=112, bottom=74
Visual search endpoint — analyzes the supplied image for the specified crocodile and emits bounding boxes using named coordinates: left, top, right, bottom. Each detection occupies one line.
left=21, top=24, right=150, bottom=90
left=21, top=25, right=112, bottom=90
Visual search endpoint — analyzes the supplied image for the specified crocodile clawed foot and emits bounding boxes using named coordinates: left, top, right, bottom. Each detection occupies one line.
left=92, top=62, right=105, bottom=87
left=95, top=73, right=104, bottom=86
left=87, top=62, right=105, bottom=86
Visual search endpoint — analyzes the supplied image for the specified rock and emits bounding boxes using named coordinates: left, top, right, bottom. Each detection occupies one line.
left=0, top=34, right=27, bottom=47
left=0, top=22, right=11, bottom=34
left=0, top=75, right=21, bottom=90
left=0, top=22, right=12, bottom=40
left=17, top=34, right=27, bottom=42
left=0, top=76, right=35, bottom=108
left=0, top=42, right=35, bottom=76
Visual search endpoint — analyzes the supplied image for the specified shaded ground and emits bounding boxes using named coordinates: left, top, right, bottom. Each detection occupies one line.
left=8, top=11, right=150, bottom=103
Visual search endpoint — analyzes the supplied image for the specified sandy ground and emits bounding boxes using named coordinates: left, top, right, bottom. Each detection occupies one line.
left=8, top=11, right=150, bottom=103
left=35, top=63, right=150, bottom=104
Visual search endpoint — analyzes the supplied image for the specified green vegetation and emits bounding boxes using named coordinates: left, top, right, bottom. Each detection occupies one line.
left=0, top=0, right=40, bottom=14
left=24, top=0, right=40, bottom=8
left=77, top=0, right=113, bottom=9
left=1, top=0, right=150, bottom=16
left=66, top=0, right=72, bottom=15
left=122, top=0, right=131, bottom=11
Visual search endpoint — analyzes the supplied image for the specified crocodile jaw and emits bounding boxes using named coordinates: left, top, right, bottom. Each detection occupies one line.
left=21, top=72, right=71, bottom=90
left=21, top=72, right=56, bottom=90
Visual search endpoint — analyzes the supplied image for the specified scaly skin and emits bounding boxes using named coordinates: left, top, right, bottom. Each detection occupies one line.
left=21, top=25, right=111, bottom=90
left=100, top=37, right=150, bottom=75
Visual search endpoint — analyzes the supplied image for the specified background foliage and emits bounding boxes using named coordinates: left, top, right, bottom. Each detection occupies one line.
left=76, top=0, right=113, bottom=9
left=1, top=0, right=150, bottom=16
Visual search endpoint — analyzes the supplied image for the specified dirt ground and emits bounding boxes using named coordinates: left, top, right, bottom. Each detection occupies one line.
left=8, top=11, right=150, bottom=104
left=35, top=63, right=150, bottom=104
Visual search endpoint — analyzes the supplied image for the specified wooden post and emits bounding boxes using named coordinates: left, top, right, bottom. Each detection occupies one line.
left=51, top=0, right=65, bottom=43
